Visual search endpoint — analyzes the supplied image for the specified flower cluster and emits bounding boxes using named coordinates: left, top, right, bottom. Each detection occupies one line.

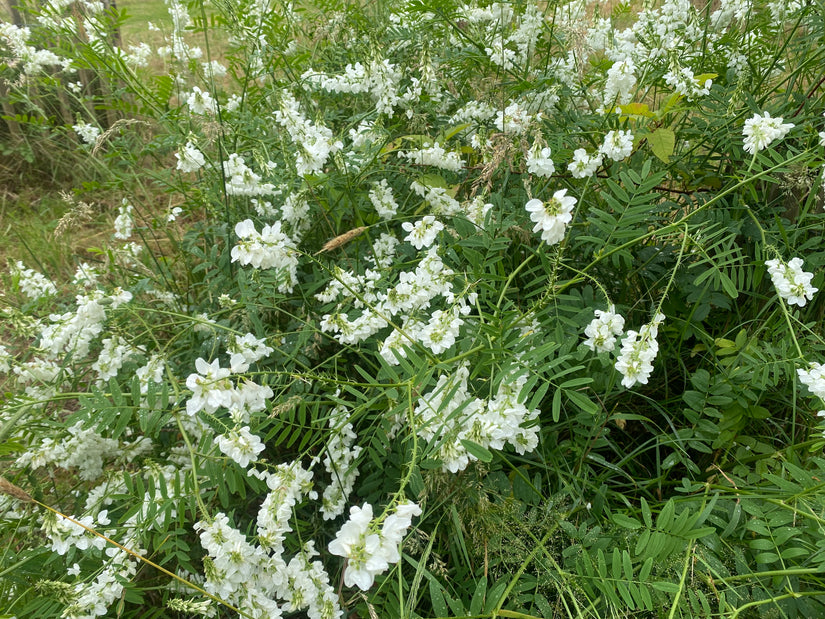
left=742, top=112, right=794, bottom=154
left=175, top=141, right=206, bottom=173
left=217, top=426, right=265, bottom=468
left=274, top=92, right=343, bottom=176
left=401, top=215, right=445, bottom=250
left=184, top=354, right=273, bottom=418
left=231, top=219, right=299, bottom=292
left=399, top=142, right=463, bottom=172
left=526, top=146, right=555, bottom=177
left=614, top=313, right=665, bottom=388
left=317, top=407, right=362, bottom=520
left=600, top=129, right=635, bottom=161
left=583, top=307, right=626, bottom=353
left=222, top=154, right=276, bottom=196
left=328, top=501, right=421, bottom=590
left=113, top=200, right=134, bottom=240
left=568, top=149, right=603, bottom=178
left=369, top=180, right=399, bottom=219
left=412, top=364, right=540, bottom=472
left=525, top=189, right=577, bottom=245
left=72, top=121, right=101, bottom=145
left=798, top=363, right=825, bottom=401
left=765, top=257, right=818, bottom=307
left=13, top=260, right=58, bottom=299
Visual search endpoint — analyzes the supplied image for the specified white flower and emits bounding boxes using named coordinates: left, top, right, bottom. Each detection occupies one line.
left=603, top=58, right=636, bottom=108
left=217, top=426, right=265, bottom=468
left=186, top=86, right=217, bottom=115
left=614, top=313, right=665, bottom=388
left=583, top=307, right=625, bottom=353
left=185, top=357, right=234, bottom=415
left=369, top=180, right=399, bottom=219
left=567, top=148, right=603, bottom=178
left=0, top=345, right=11, bottom=374
left=402, top=216, right=444, bottom=249
left=231, top=219, right=299, bottom=292
left=743, top=112, right=794, bottom=154
left=664, top=67, right=712, bottom=101
left=526, top=146, right=555, bottom=177
left=525, top=189, right=576, bottom=245
left=13, top=260, right=57, bottom=299
left=494, top=101, right=534, bottom=134
left=599, top=129, right=634, bottom=161
left=175, top=141, right=205, bottom=173
left=399, top=142, right=463, bottom=172
left=72, top=121, right=100, bottom=145
left=113, top=199, right=133, bottom=240
left=227, top=332, right=274, bottom=373
left=378, top=501, right=421, bottom=563
left=328, top=503, right=387, bottom=591
left=765, top=257, right=817, bottom=307
left=798, top=363, right=825, bottom=401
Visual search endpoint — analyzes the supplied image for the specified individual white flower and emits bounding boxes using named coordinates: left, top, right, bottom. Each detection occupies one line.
left=402, top=216, right=444, bottom=249
left=217, top=426, right=265, bottom=468
left=583, top=306, right=625, bottom=353
left=599, top=129, right=634, bottom=161
left=742, top=112, right=794, bottom=155
left=378, top=501, right=421, bottom=563
left=567, top=148, right=603, bottom=178
left=526, top=146, right=555, bottom=177
left=614, top=313, right=665, bottom=388
left=525, top=189, right=576, bottom=245
left=765, top=257, right=818, bottom=306
left=175, top=141, right=205, bottom=173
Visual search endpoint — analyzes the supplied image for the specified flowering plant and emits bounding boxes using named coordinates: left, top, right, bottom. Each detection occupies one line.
left=2, top=0, right=825, bottom=617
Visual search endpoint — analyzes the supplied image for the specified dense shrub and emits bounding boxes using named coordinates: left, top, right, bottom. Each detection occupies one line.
left=1, top=0, right=825, bottom=617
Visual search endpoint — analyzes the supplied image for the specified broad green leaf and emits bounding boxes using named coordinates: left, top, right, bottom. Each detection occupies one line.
left=648, top=128, right=675, bottom=163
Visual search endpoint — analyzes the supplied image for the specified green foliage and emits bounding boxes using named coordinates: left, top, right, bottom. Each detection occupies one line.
left=2, top=0, right=825, bottom=617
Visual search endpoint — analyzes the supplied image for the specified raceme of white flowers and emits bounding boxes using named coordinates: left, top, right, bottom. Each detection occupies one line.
left=411, top=364, right=540, bottom=473
left=765, top=257, right=818, bottom=307
left=583, top=307, right=626, bottom=353
left=525, top=189, right=577, bottom=245
left=231, top=219, right=299, bottom=292
left=742, top=112, right=794, bottom=155
left=328, top=501, right=421, bottom=590
left=614, top=313, right=666, bottom=389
